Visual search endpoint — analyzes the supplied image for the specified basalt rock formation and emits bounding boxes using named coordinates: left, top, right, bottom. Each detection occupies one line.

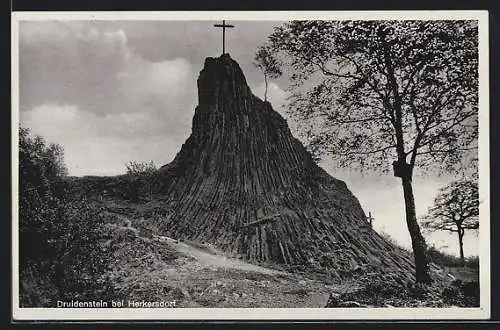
left=156, top=54, right=414, bottom=277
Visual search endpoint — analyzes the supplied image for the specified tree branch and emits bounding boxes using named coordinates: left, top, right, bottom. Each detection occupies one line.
left=336, top=144, right=396, bottom=157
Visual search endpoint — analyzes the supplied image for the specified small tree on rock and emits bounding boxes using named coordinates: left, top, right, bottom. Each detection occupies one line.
left=253, top=45, right=282, bottom=102
left=421, top=179, right=479, bottom=263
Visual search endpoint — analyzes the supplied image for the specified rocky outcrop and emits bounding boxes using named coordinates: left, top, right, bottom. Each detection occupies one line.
left=156, top=54, right=414, bottom=278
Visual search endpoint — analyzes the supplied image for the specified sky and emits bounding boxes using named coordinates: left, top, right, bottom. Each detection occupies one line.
left=17, top=19, right=479, bottom=257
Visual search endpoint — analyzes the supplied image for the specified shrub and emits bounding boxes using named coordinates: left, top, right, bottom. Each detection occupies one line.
left=464, top=256, right=479, bottom=269
left=123, top=161, right=159, bottom=201
left=125, top=160, right=157, bottom=177
left=427, top=245, right=479, bottom=268
left=19, top=127, right=115, bottom=306
left=406, top=282, right=429, bottom=298
left=441, top=280, right=479, bottom=307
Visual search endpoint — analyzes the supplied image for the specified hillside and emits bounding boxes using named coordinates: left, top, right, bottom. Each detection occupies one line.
left=88, top=197, right=476, bottom=308
left=62, top=54, right=478, bottom=308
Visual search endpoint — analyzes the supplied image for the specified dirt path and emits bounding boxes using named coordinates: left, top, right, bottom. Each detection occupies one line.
left=106, top=210, right=287, bottom=275
left=156, top=235, right=286, bottom=276
left=104, top=209, right=333, bottom=307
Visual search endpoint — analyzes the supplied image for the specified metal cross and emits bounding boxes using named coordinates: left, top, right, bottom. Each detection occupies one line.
left=213, top=20, right=234, bottom=55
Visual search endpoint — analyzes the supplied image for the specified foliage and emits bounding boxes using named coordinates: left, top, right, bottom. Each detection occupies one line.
left=421, top=180, right=479, bottom=260
left=19, top=127, right=68, bottom=266
left=336, top=274, right=431, bottom=307
left=422, top=180, right=479, bottom=232
left=68, top=164, right=160, bottom=202
left=253, top=45, right=282, bottom=102
left=19, top=127, right=114, bottom=307
left=441, top=279, right=479, bottom=307
left=125, top=160, right=157, bottom=177
left=465, top=256, right=480, bottom=269
left=257, top=20, right=479, bottom=283
left=123, top=160, right=159, bottom=201
left=427, top=245, right=479, bottom=269
left=334, top=273, right=479, bottom=307
left=258, top=20, right=478, bottom=174
left=377, top=232, right=479, bottom=269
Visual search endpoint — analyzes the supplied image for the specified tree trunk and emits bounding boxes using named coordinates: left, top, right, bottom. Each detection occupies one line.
left=380, top=35, right=431, bottom=283
left=264, top=73, right=268, bottom=102
left=458, top=228, right=465, bottom=264
left=401, top=175, right=432, bottom=283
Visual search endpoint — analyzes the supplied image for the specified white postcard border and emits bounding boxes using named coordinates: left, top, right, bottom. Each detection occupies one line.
left=11, top=10, right=491, bottom=321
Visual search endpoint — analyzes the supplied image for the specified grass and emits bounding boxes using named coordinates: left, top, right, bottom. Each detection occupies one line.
left=427, top=246, right=479, bottom=269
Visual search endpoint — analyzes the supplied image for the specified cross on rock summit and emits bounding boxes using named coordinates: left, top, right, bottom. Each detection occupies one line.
left=213, top=20, right=235, bottom=55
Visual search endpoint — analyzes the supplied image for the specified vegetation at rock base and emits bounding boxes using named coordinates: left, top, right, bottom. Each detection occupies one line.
left=65, top=161, right=160, bottom=203
left=19, top=127, right=115, bottom=307
left=427, top=246, right=479, bottom=270
left=321, top=240, right=479, bottom=308
left=326, top=274, right=479, bottom=308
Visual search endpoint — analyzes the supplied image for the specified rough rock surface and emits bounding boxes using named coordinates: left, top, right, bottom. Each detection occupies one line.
left=156, top=54, right=414, bottom=277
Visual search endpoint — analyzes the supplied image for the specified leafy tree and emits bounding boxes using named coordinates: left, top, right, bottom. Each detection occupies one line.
left=257, top=20, right=478, bottom=283
left=421, top=180, right=479, bottom=262
left=19, top=127, right=68, bottom=265
left=19, top=127, right=114, bottom=306
left=253, top=45, right=282, bottom=102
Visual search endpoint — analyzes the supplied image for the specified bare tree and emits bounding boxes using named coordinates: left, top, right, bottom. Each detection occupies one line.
left=257, top=20, right=478, bottom=283
left=421, top=180, right=479, bottom=263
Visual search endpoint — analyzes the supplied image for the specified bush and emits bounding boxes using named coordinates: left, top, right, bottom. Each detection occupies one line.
left=464, top=256, right=479, bottom=269
left=125, top=160, right=157, bottom=177
left=333, top=272, right=479, bottom=307
left=427, top=246, right=479, bottom=268
left=442, top=280, right=479, bottom=307
left=19, top=127, right=115, bottom=306
left=123, top=161, right=159, bottom=201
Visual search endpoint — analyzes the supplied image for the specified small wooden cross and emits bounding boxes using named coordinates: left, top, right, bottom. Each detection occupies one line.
left=367, top=211, right=374, bottom=228
left=213, top=20, right=235, bottom=55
